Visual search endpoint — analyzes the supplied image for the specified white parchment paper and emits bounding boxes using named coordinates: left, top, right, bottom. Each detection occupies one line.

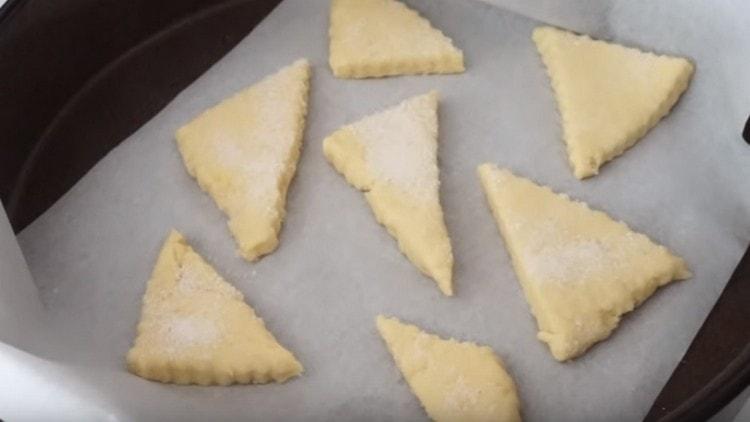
left=2, top=0, right=750, bottom=420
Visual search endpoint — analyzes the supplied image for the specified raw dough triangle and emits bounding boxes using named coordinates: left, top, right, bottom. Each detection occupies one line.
left=126, top=230, right=303, bottom=385
left=176, top=59, right=310, bottom=261
left=376, top=315, right=522, bottom=422
left=478, top=164, right=690, bottom=361
left=323, top=91, right=453, bottom=295
left=532, top=26, right=694, bottom=179
left=329, top=0, right=464, bottom=78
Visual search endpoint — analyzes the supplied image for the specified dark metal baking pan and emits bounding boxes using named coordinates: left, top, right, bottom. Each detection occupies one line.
left=0, top=0, right=747, bottom=420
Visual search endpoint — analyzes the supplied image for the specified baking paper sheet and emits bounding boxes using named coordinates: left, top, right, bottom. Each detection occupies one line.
left=2, top=0, right=750, bottom=420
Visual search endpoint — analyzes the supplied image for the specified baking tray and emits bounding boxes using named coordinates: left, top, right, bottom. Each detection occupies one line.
left=0, top=0, right=747, bottom=420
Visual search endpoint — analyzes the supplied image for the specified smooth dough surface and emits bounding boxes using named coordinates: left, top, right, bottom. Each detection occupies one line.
left=323, top=91, right=453, bottom=295
left=176, top=59, right=310, bottom=261
left=126, top=230, right=303, bottom=385
left=532, top=26, right=694, bottom=179
left=329, top=0, right=464, bottom=78
left=376, top=315, right=522, bottom=422
left=478, top=164, right=690, bottom=361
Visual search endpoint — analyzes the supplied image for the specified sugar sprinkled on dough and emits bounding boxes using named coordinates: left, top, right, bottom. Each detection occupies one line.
left=445, top=375, right=481, bottom=412
left=212, top=140, right=286, bottom=208
left=516, top=220, right=643, bottom=283
left=202, top=60, right=307, bottom=215
left=128, top=231, right=304, bottom=383
left=146, top=258, right=238, bottom=356
left=351, top=92, right=439, bottom=200
left=160, top=315, right=221, bottom=352
left=489, top=168, right=652, bottom=284
left=176, top=258, right=242, bottom=299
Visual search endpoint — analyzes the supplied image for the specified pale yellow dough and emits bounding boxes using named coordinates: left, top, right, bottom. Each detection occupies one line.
left=478, top=164, right=690, bottom=361
left=323, top=91, right=453, bottom=295
left=532, top=26, right=694, bottom=179
left=126, top=230, right=303, bottom=385
left=176, top=59, right=310, bottom=261
left=376, top=315, right=522, bottom=422
left=329, top=0, right=464, bottom=78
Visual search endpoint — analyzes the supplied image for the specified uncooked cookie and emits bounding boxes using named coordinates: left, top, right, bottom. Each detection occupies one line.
left=329, top=0, right=464, bottom=78
left=532, top=26, right=694, bottom=179
left=126, top=230, right=303, bottom=385
left=176, top=59, right=310, bottom=261
left=376, top=315, right=522, bottom=422
left=323, top=91, right=454, bottom=295
left=478, top=164, right=690, bottom=361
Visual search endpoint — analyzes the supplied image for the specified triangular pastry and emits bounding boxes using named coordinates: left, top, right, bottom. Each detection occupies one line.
left=323, top=91, right=453, bottom=295
left=478, top=164, right=690, bottom=361
left=532, top=26, right=694, bottom=179
left=176, top=59, right=310, bottom=261
left=376, top=315, right=522, bottom=422
left=126, top=230, right=303, bottom=385
left=329, top=0, right=464, bottom=78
